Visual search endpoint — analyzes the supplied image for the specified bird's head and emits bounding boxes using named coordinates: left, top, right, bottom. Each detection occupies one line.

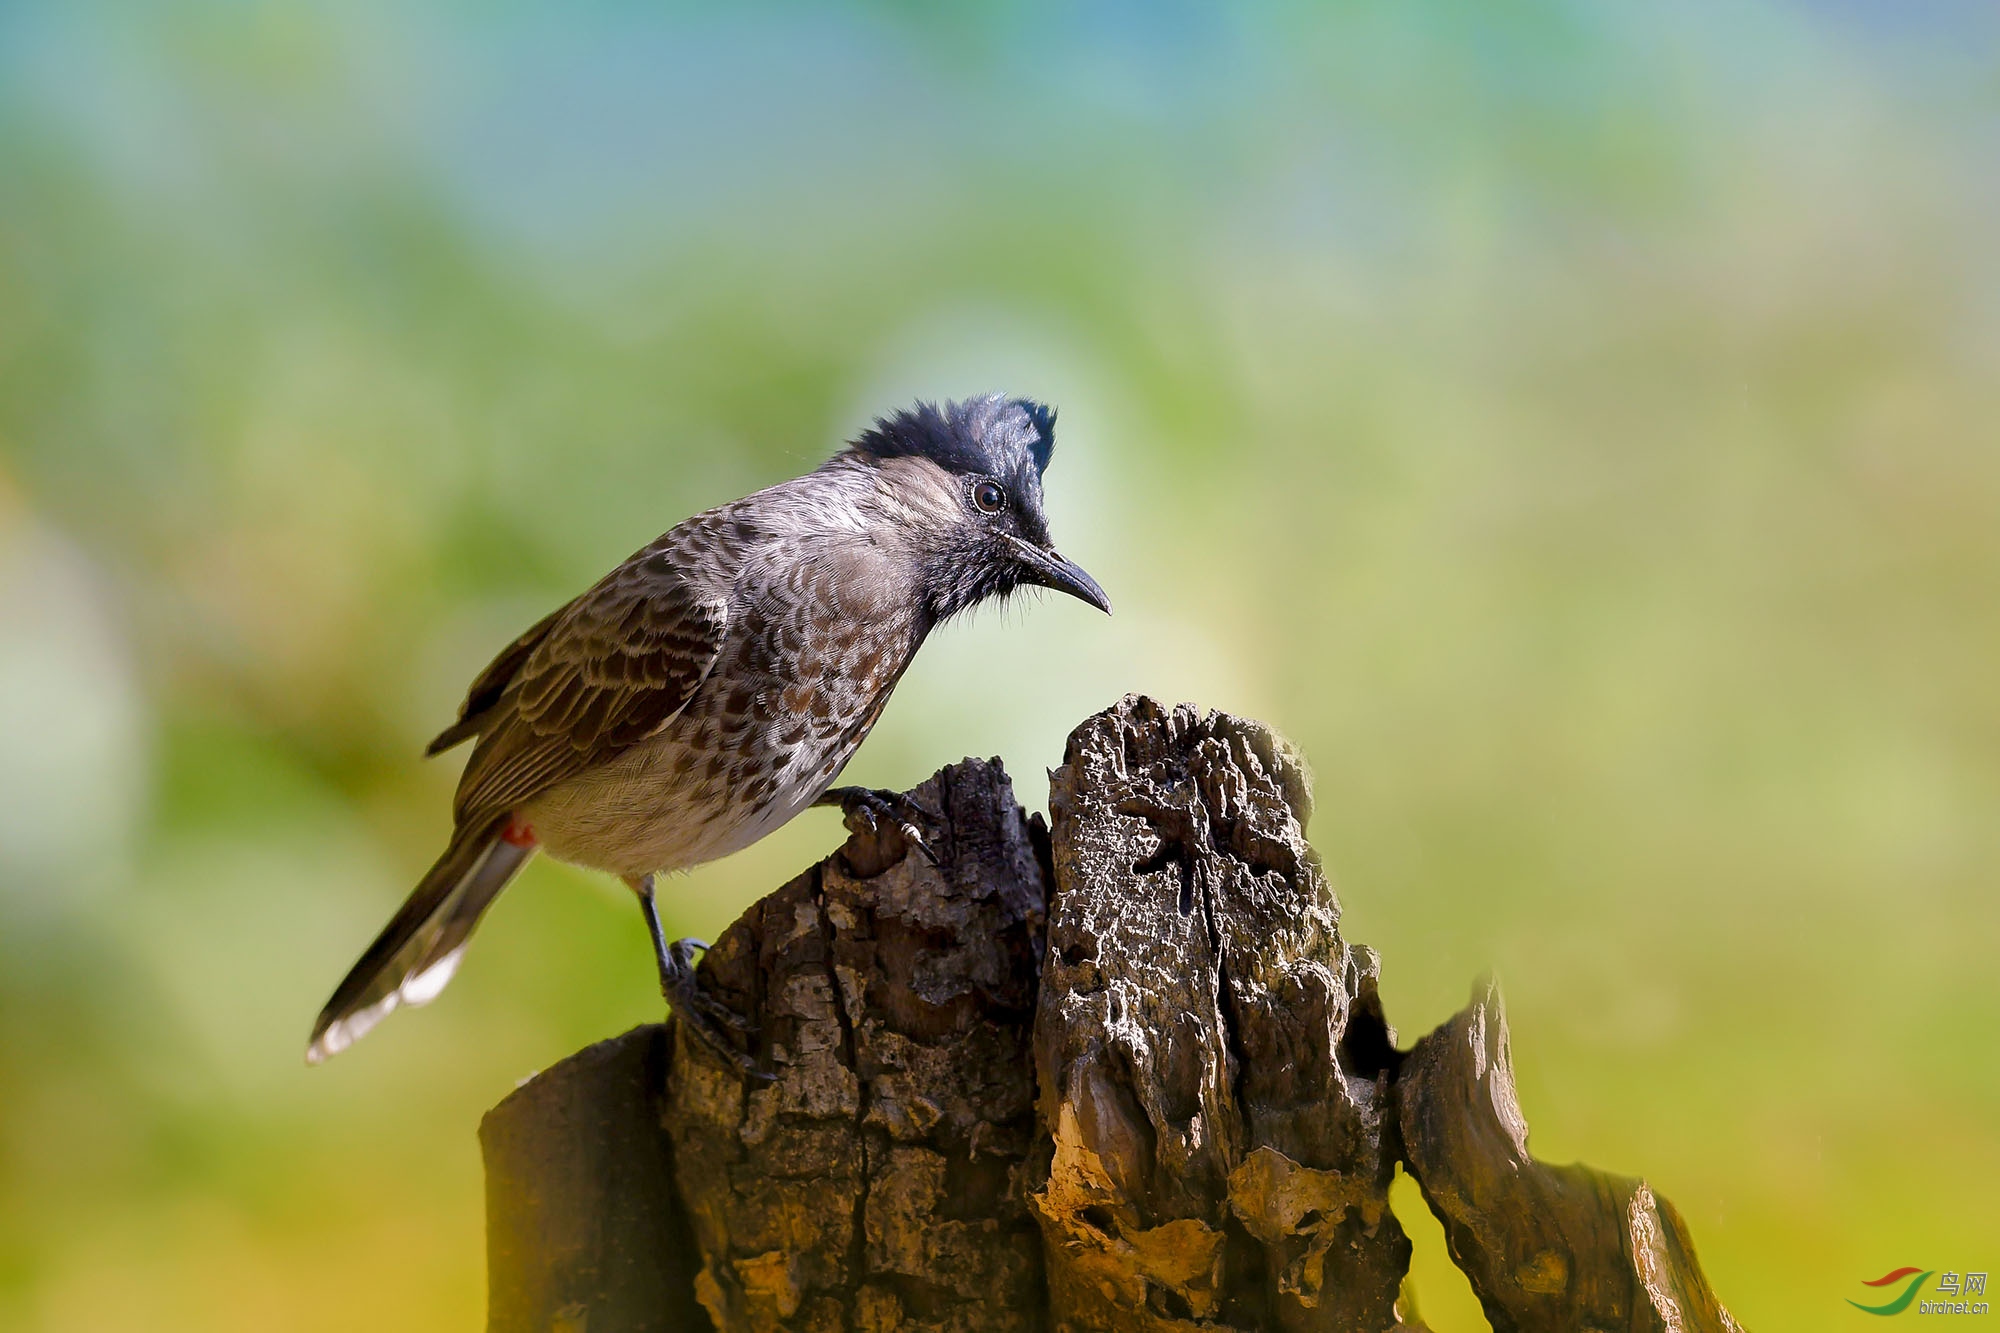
left=847, top=394, right=1111, bottom=626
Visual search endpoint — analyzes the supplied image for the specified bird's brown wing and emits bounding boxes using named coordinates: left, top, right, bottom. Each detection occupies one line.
left=449, top=547, right=729, bottom=827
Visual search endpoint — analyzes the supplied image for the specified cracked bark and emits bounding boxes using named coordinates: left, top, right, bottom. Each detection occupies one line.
left=663, top=757, right=1050, bottom=1333
left=481, top=695, right=1744, bottom=1333
left=1029, top=697, right=1407, bottom=1332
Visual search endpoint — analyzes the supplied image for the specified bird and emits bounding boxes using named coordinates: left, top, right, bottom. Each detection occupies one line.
left=306, top=393, right=1109, bottom=1067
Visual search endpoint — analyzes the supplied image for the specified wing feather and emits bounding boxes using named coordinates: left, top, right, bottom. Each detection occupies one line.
left=449, top=544, right=728, bottom=826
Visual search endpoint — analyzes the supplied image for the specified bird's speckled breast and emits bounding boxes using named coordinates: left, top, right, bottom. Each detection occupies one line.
left=522, top=507, right=926, bottom=879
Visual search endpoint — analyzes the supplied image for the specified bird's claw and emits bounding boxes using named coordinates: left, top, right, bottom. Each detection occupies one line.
left=660, top=936, right=772, bottom=1081
left=816, top=786, right=941, bottom=867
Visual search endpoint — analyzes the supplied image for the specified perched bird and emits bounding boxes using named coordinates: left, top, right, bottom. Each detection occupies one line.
left=307, top=394, right=1108, bottom=1066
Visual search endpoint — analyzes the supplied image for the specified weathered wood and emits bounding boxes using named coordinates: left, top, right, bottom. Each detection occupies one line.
left=481, top=1024, right=712, bottom=1332
left=664, top=757, right=1050, bottom=1333
left=482, top=696, right=1746, bottom=1333
left=1030, top=696, right=1412, bottom=1331
left=1397, top=978, right=1744, bottom=1333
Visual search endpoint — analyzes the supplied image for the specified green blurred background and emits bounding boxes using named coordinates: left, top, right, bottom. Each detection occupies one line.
left=2, top=2, right=1996, bottom=1328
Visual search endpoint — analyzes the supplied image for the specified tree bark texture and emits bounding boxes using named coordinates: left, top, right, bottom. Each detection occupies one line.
left=481, top=695, right=1745, bottom=1333
left=664, top=757, right=1050, bottom=1333
left=1030, top=698, right=1405, bottom=1331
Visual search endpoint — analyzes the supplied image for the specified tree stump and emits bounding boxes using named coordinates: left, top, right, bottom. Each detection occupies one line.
left=480, top=695, right=1745, bottom=1333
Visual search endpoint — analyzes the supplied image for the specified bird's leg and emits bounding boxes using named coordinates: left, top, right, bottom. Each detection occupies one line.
left=625, top=875, right=769, bottom=1081
left=814, top=786, right=941, bottom=867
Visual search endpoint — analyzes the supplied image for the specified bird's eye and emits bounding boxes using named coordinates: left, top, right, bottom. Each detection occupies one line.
left=971, top=479, right=1007, bottom=514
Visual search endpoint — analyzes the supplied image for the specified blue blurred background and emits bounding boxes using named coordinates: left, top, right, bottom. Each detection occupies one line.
left=2, top=2, right=1996, bottom=1328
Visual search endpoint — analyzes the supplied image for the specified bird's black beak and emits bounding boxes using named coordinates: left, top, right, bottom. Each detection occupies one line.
left=1009, top=536, right=1112, bottom=614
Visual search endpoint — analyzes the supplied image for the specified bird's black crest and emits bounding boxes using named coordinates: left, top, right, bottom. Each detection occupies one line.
left=852, top=394, right=1056, bottom=479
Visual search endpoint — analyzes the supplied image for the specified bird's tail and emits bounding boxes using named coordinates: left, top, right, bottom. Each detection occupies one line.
left=306, top=817, right=532, bottom=1064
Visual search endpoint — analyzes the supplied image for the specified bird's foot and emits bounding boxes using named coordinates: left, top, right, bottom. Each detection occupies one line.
left=660, top=937, right=772, bottom=1082
left=815, top=786, right=941, bottom=868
